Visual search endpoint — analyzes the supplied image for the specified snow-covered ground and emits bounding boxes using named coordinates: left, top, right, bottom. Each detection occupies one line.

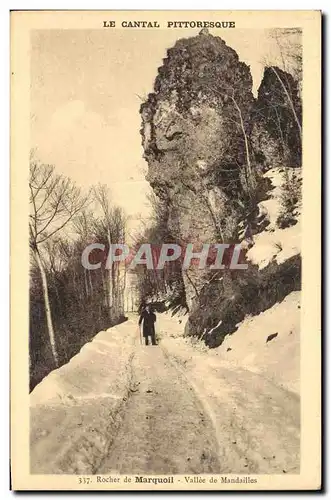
left=216, top=291, right=300, bottom=394
left=159, top=290, right=299, bottom=396
left=158, top=297, right=300, bottom=474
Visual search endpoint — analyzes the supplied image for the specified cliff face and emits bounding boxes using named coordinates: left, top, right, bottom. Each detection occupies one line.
left=140, top=31, right=302, bottom=344
left=251, top=66, right=302, bottom=168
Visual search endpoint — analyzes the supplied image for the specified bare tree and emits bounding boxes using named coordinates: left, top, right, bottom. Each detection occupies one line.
left=203, top=83, right=256, bottom=197
left=29, top=155, right=90, bottom=366
left=111, top=206, right=127, bottom=316
left=73, top=210, right=97, bottom=299
left=93, top=184, right=114, bottom=314
left=93, top=184, right=127, bottom=320
left=264, top=28, right=302, bottom=139
left=269, top=66, right=302, bottom=139
left=268, top=28, right=302, bottom=85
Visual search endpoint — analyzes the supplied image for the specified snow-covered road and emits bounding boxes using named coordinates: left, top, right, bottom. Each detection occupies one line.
left=30, top=311, right=300, bottom=475
left=97, top=344, right=220, bottom=474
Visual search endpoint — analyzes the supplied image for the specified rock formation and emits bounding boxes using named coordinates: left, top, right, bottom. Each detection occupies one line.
left=251, top=66, right=302, bottom=168
left=141, top=32, right=257, bottom=307
left=140, top=31, right=302, bottom=345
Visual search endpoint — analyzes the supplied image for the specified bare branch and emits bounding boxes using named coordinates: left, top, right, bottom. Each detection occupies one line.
left=29, top=155, right=90, bottom=246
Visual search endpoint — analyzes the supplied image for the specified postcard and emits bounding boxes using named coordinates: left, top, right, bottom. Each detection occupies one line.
left=10, top=10, right=321, bottom=491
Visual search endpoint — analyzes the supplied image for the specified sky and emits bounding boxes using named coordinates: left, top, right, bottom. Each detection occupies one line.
left=31, top=28, right=278, bottom=238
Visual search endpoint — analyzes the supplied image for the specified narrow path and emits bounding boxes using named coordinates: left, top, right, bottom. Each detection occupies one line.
left=97, top=345, right=220, bottom=474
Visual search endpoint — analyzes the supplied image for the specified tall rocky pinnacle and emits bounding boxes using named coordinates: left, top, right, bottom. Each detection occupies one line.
left=140, top=32, right=255, bottom=308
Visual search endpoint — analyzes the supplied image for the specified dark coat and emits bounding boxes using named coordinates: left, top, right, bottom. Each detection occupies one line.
left=138, top=310, right=156, bottom=337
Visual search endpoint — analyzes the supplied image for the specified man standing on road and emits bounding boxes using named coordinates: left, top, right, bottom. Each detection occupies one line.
left=138, top=304, right=157, bottom=346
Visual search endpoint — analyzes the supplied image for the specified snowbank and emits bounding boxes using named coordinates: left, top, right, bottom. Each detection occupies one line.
left=30, top=318, right=138, bottom=474
left=160, top=299, right=300, bottom=474
left=158, top=290, right=300, bottom=474
left=217, top=291, right=300, bottom=394
left=247, top=167, right=301, bottom=269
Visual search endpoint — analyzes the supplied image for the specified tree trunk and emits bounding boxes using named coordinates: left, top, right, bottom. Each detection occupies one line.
left=88, top=269, right=93, bottom=295
left=84, top=268, right=89, bottom=297
left=107, top=229, right=113, bottom=312
left=101, top=268, right=108, bottom=307
left=231, top=95, right=256, bottom=191
left=122, top=266, right=127, bottom=316
left=33, top=246, right=59, bottom=367
left=271, top=66, right=302, bottom=138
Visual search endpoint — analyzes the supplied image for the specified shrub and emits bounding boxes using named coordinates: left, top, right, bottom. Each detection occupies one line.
left=277, top=168, right=302, bottom=229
